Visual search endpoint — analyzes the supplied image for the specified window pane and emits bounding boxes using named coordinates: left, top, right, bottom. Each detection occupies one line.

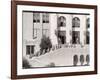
left=87, top=18, right=90, bottom=28
left=33, top=29, right=37, bottom=38
left=58, top=16, right=66, bottom=27
left=33, top=13, right=40, bottom=23
left=42, top=13, right=49, bottom=23
left=86, top=31, right=90, bottom=44
left=37, top=13, right=40, bottom=22
left=31, top=46, right=34, bottom=54
left=26, top=46, right=30, bottom=55
left=72, top=17, right=80, bottom=27
left=46, top=14, right=49, bottom=23
left=42, top=13, right=46, bottom=23
left=33, top=13, right=36, bottom=23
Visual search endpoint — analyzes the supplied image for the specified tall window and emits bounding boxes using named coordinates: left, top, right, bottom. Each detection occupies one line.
left=33, top=13, right=40, bottom=23
left=86, top=31, right=90, bottom=44
left=86, top=18, right=90, bottom=28
left=72, top=17, right=80, bottom=28
left=33, top=28, right=38, bottom=39
left=42, top=13, right=49, bottom=23
left=58, top=16, right=66, bottom=27
left=33, top=13, right=40, bottom=39
left=26, top=45, right=34, bottom=55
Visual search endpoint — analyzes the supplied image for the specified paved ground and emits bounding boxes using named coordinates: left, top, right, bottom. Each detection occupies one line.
left=28, top=45, right=89, bottom=68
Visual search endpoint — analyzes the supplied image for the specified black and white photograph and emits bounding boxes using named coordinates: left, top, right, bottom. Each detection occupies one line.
left=22, top=11, right=90, bottom=69
left=11, top=1, right=97, bottom=79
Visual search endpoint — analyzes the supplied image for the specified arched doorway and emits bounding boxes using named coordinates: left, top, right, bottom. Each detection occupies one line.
left=58, top=31, right=66, bottom=44
left=72, top=31, right=80, bottom=44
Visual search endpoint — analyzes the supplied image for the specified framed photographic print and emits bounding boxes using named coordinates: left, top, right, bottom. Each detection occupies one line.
left=11, top=0, right=97, bottom=79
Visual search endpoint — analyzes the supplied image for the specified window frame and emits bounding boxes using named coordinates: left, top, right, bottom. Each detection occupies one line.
left=72, top=17, right=80, bottom=28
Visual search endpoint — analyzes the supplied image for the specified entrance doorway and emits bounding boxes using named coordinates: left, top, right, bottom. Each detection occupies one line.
left=72, top=31, right=80, bottom=44
left=58, top=31, right=66, bottom=44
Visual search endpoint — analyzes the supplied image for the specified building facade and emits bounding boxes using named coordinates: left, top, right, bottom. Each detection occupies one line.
left=22, top=11, right=90, bottom=57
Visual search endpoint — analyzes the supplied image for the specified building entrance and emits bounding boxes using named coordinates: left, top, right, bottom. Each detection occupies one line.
left=58, top=31, right=66, bottom=44
left=72, top=31, right=80, bottom=44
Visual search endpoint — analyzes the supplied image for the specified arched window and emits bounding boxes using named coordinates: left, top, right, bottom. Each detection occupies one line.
left=58, top=16, right=66, bottom=27
left=72, top=17, right=80, bottom=28
left=87, top=18, right=90, bottom=28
